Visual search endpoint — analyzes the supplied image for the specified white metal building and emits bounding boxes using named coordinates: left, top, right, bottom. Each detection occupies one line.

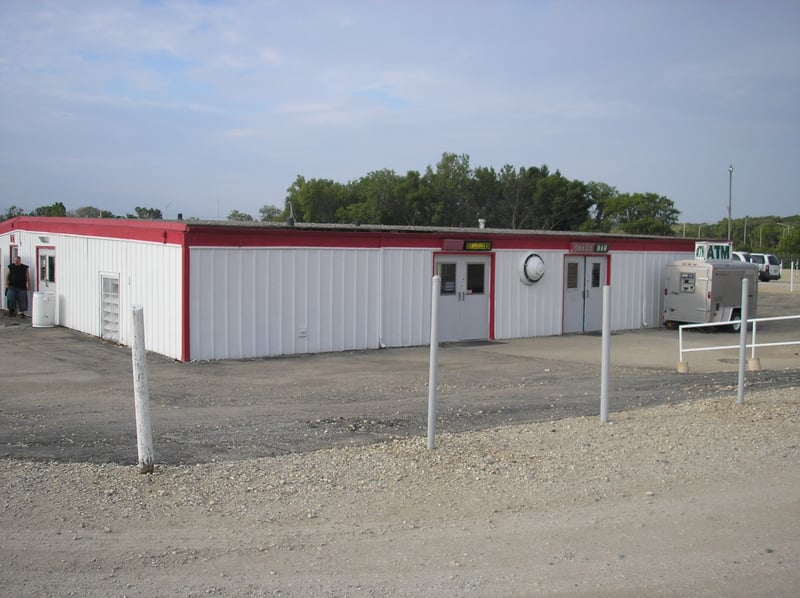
left=1, top=217, right=695, bottom=362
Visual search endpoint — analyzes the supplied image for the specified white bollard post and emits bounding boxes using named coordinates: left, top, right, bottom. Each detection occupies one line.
left=427, top=275, right=441, bottom=450
left=600, top=285, right=611, bottom=423
left=737, top=278, right=749, bottom=405
left=131, top=305, right=155, bottom=473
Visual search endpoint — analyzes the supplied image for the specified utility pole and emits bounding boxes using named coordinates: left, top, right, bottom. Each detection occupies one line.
left=727, top=164, right=734, bottom=242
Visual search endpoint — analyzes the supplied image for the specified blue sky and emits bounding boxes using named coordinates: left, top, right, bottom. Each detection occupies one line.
left=1, top=0, right=798, bottom=224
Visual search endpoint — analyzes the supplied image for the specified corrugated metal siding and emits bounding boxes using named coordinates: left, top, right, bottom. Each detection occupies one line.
left=190, top=247, right=383, bottom=360
left=379, top=249, right=433, bottom=348
left=59, top=235, right=182, bottom=359
left=494, top=250, right=693, bottom=338
left=5, top=224, right=696, bottom=362
left=609, top=251, right=691, bottom=330
left=1, top=230, right=183, bottom=359
left=494, top=250, right=565, bottom=339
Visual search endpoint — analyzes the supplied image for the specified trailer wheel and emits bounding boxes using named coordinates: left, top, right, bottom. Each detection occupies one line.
left=729, top=310, right=741, bottom=333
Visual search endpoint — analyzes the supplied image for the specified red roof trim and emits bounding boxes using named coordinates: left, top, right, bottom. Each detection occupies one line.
left=0, top=216, right=188, bottom=245
left=1, top=216, right=696, bottom=252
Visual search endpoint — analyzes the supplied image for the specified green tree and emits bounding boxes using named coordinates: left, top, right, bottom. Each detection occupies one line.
left=33, top=202, right=67, bottom=217
left=270, top=151, right=700, bottom=233
left=581, top=182, right=619, bottom=232
left=132, top=206, right=162, bottom=219
left=494, top=165, right=525, bottom=229
left=603, top=192, right=679, bottom=235
left=338, top=169, right=402, bottom=225
left=284, top=176, right=345, bottom=223
left=72, top=206, right=115, bottom=218
left=0, top=205, right=26, bottom=221
left=259, top=205, right=282, bottom=222
left=776, top=227, right=800, bottom=262
left=472, top=165, right=499, bottom=227
left=530, top=170, right=590, bottom=231
left=228, top=209, right=254, bottom=221
left=425, top=152, right=474, bottom=227
left=394, top=170, right=428, bottom=225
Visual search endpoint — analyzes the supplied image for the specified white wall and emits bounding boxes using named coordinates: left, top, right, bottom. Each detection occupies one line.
left=190, top=247, right=383, bottom=360
left=609, top=251, right=691, bottom=330
left=493, top=250, right=564, bottom=339
left=494, top=249, right=694, bottom=339
left=379, top=248, right=433, bottom=348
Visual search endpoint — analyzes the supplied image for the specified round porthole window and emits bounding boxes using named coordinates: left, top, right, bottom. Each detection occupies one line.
left=519, top=253, right=545, bottom=284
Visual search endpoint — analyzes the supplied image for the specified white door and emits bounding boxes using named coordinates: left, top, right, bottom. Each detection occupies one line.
left=37, top=247, right=57, bottom=295
left=563, top=256, right=606, bottom=333
left=434, top=255, right=491, bottom=342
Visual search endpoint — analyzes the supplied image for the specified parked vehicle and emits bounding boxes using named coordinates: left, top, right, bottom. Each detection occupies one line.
left=749, top=253, right=782, bottom=281
left=731, top=251, right=751, bottom=262
left=663, top=259, right=759, bottom=331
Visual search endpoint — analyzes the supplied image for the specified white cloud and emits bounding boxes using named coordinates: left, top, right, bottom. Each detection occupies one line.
left=258, top=48, right=282, bottom=64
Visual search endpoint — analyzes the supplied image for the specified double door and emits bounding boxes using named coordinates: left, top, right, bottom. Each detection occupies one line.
left=563, top=256, right=607, bottom=333
left=434, top=255, right=491, bottom=342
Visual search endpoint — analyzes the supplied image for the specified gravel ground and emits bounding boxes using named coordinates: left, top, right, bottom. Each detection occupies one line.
left=2, top=282, right=798, bottom=596
left=2, top=387, right=798, bottom=597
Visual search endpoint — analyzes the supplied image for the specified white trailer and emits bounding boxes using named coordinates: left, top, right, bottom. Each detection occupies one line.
left=662, top=259, right=759, bottom=331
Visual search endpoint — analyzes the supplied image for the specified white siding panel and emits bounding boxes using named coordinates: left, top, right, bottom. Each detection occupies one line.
left=494, top=250, right=565, bottom=339
left=190, top=247, right=382, bottom=360
left=609, top=251, right=694, bottom=330
left=380, top=249, right=433, bottom=348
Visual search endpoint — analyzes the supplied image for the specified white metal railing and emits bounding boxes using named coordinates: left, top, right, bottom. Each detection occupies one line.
left=749, top=315, right=800, bottom=359
left=679, top=314, right=800, bottom=363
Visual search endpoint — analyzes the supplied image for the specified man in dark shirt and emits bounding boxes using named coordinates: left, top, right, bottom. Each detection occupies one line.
left=6, top=256, right=30, bottom=318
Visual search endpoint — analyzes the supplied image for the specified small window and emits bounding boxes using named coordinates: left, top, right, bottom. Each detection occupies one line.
left=591, top=262, right=601, bottom=288
left=567, top=262, right=579, bottom=289
left=466, top=263, right=484, bottom=294
left=438, top=262, right=456, bottom=295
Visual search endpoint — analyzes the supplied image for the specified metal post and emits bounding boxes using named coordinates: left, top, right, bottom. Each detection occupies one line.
left=600, top=285, right=611, bottom=423
left=131, top=305, right=155, bottom=473
left=737, top=278, right=749, bottom=405
left=427, top=276, right=441, bottom=450
left=677, top=325, right=689, bottom=373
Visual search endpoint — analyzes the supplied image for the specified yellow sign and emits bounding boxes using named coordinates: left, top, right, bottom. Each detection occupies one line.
left=463, top=240, right=492, bottom=251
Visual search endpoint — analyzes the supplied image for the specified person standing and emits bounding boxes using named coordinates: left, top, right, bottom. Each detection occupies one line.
left=6, top=256, right=31, bottom=318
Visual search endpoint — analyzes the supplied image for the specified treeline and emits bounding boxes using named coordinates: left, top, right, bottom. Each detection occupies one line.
left=278, top=153, right=680, bottom=236
left=4, top=151, right=797, bottom=260
left=1, top=152, right=681, bottom=235
left=0, top=203, right=162, bottom=220
left=676, top=215, right=800, bottom=261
